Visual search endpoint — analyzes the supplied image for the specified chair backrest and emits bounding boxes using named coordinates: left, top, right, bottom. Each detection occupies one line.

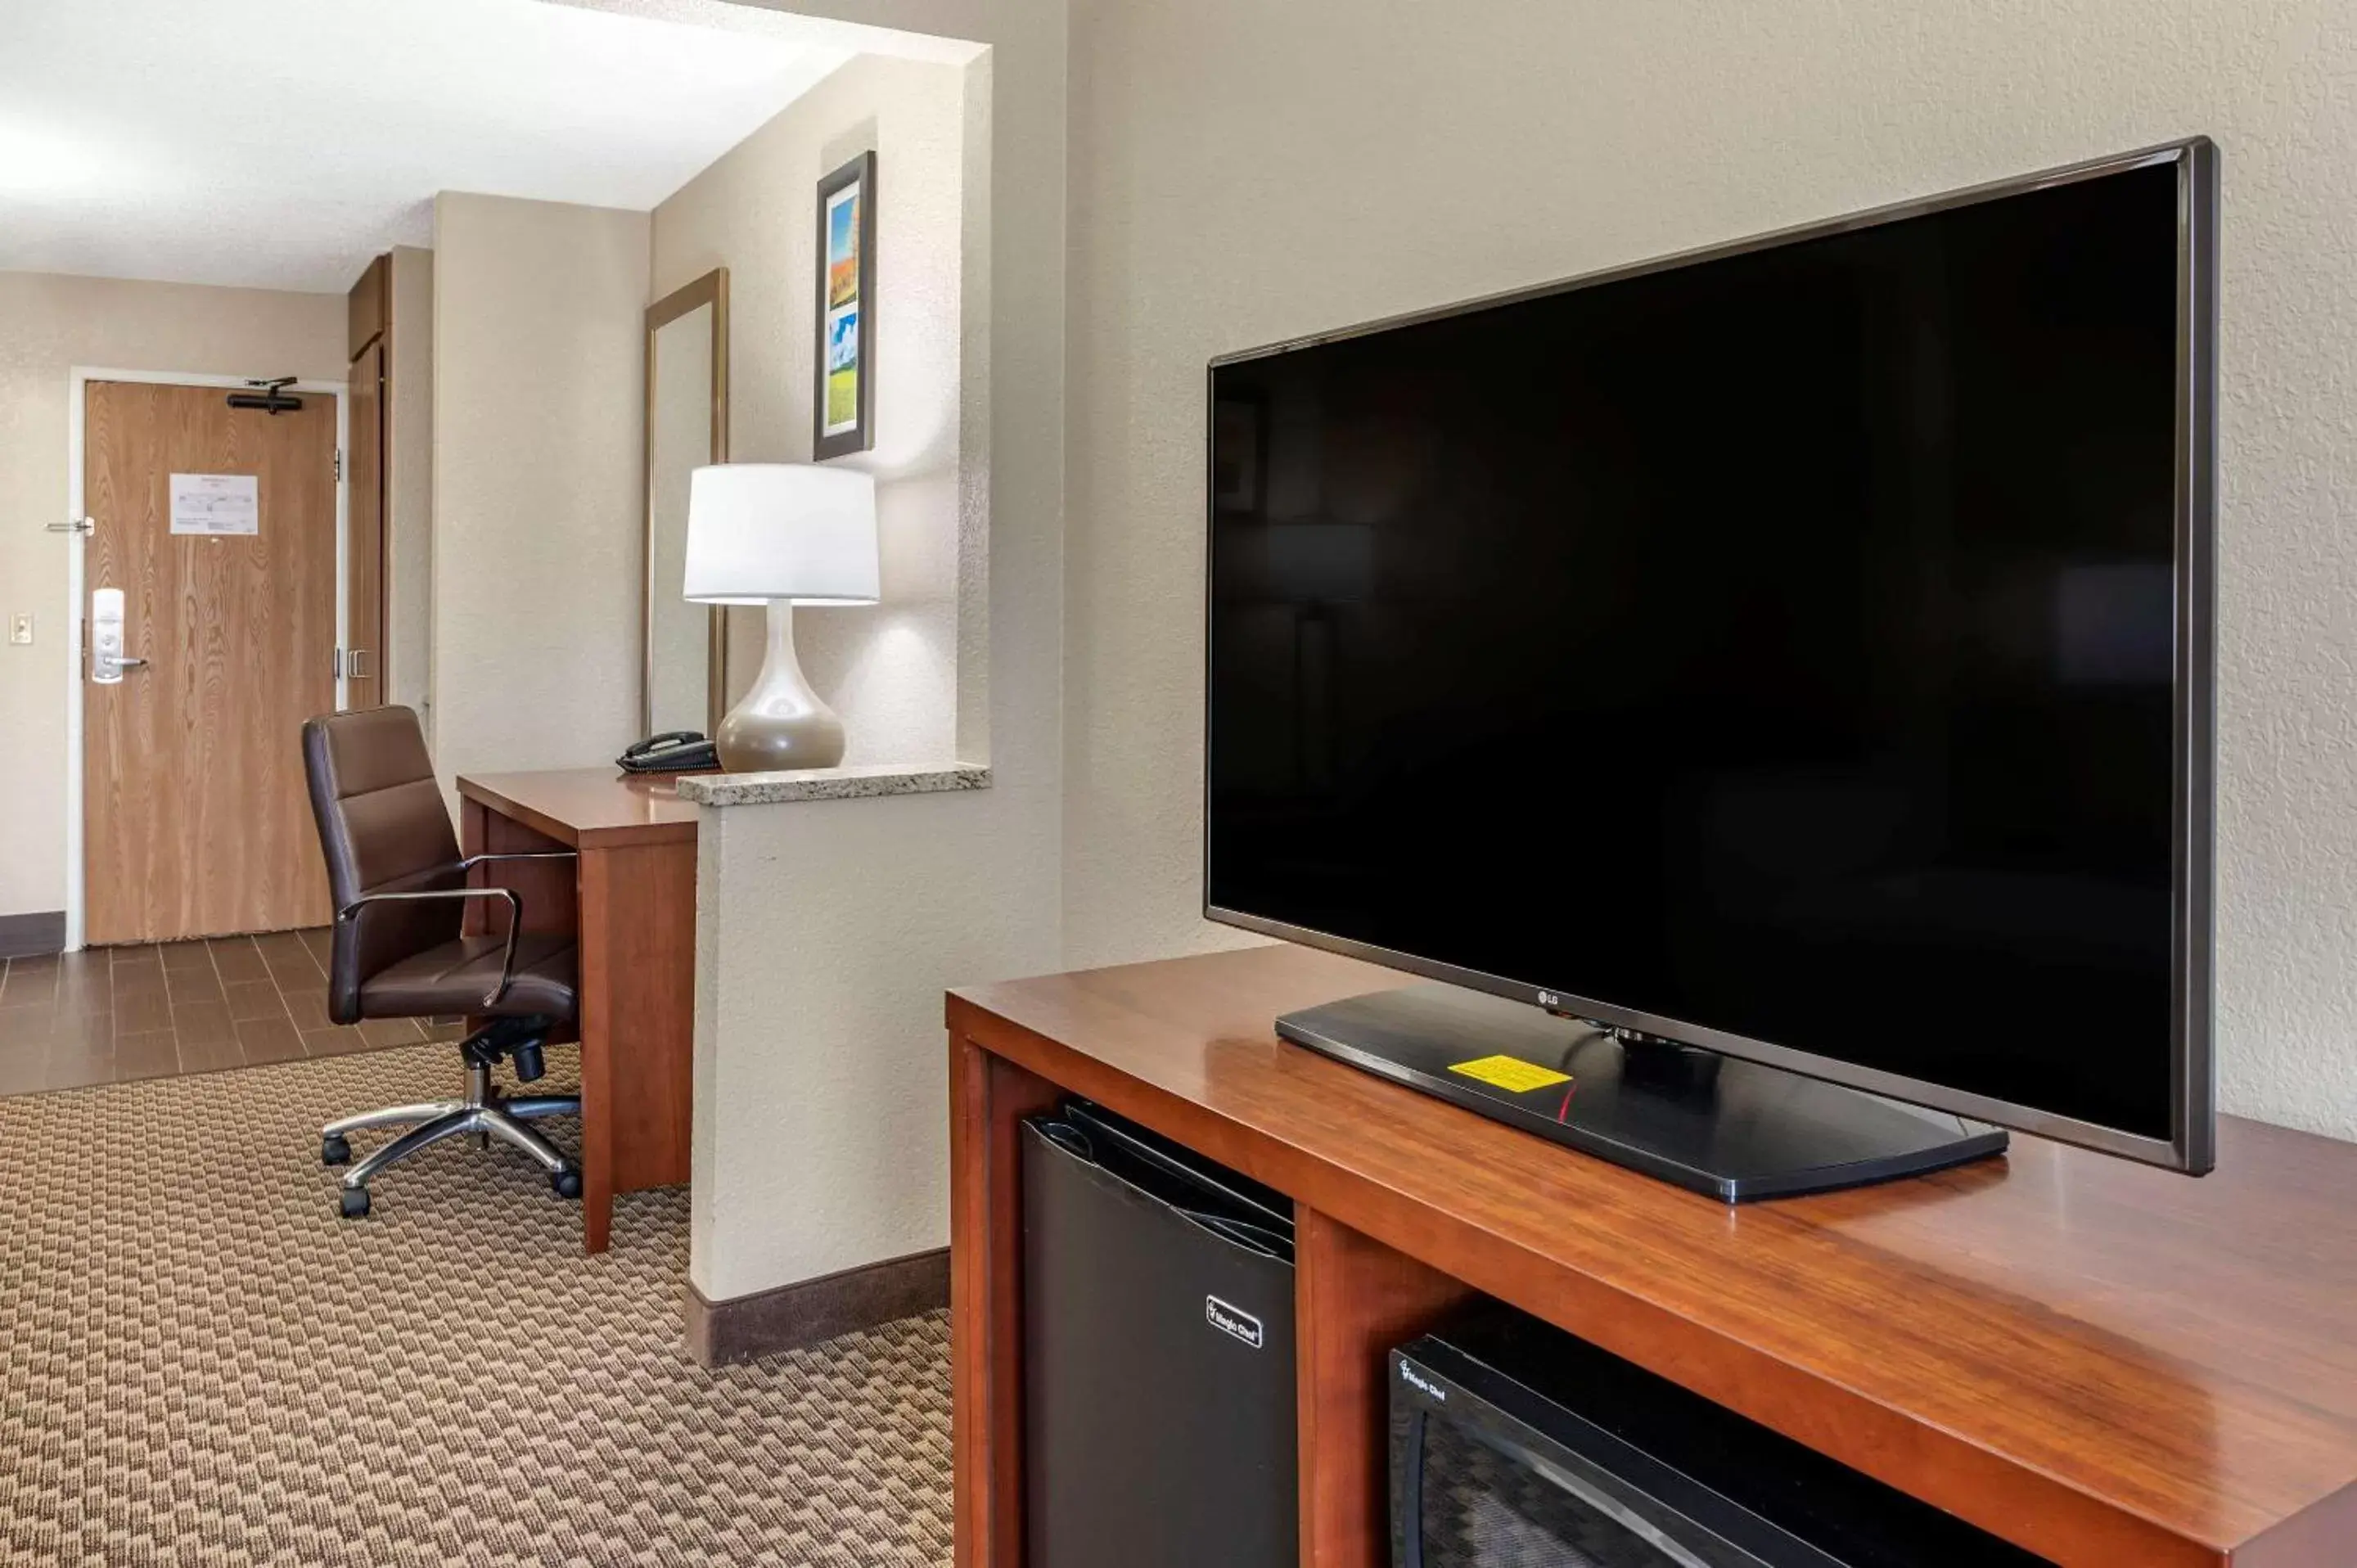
left=300, top=706, right=463, bottom=1024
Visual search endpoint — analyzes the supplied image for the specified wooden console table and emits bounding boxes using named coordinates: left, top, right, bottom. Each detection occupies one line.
left=457, top=768, right=698, bottom=1254
left=947, top=944, right=2357, bottom=1568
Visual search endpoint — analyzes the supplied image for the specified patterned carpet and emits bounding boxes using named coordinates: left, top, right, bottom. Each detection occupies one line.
left=0, top=1046, right=953, bottom=1566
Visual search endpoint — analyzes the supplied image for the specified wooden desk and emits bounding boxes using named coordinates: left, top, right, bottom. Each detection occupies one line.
left=947, top=945, right=2357, bottom=1568
left=458, top=768, right=698, bottom=1254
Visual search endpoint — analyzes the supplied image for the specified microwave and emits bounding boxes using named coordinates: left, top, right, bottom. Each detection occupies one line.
left=1390, top=1306, right=2053, bottom=1567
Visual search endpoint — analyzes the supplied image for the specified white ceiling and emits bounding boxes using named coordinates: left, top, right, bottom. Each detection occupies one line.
left=0, top=0, right=851, bottom=293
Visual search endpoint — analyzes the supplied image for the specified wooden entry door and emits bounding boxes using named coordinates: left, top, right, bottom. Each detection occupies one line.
left=83, top=380, right=339, bottom=944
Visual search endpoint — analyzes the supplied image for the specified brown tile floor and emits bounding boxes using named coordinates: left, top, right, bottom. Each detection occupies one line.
left=0, top=930, right=463, bottom=1097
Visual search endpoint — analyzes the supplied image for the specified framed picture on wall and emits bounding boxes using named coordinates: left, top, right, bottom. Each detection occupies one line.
left=814, top=150, right=877, bottom=459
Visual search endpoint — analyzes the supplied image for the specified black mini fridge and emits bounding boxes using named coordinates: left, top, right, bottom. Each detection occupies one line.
left=1021, top=1102, right=1299, bottom=1568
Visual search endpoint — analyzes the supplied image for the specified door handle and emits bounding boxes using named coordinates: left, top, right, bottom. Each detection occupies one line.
left=90, top=654, right=147, bottom=682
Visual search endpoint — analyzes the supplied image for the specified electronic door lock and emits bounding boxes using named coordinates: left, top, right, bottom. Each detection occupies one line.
left=90, top=587, right=127, bottom=683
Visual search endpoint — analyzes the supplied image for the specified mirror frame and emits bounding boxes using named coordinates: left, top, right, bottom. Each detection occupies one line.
left=642, top=267, right=731, bottom=735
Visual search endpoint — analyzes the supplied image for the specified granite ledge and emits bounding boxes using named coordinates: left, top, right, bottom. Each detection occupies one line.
left=674, top=761, right=992, bottom=808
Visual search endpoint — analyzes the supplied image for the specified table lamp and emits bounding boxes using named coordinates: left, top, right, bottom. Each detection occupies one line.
left=683, top=462, right=878, bottom=772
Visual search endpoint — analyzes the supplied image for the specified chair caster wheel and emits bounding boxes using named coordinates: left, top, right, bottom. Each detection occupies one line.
left=339, top=1187, right=372, bottom=1219
left=552, top=1169, right=582, bottom=1200
left=322, top=1134, right=350, bottom=1166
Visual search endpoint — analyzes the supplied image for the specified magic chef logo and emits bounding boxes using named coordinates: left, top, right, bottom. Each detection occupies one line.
left=1399, top=1362, right=1448, bottom=1403
left=1205, top=1296, right=1264, bottom=1349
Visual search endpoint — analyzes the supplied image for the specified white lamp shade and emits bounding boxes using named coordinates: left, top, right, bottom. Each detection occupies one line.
left=683, top=463, right=880, bottom=606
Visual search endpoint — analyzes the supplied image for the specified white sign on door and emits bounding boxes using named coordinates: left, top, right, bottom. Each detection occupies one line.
left=169, top=472, right=259, bottom=536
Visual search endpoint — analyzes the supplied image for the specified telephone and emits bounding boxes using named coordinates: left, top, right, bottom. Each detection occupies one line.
left=616, top=731, right=720, bottom=774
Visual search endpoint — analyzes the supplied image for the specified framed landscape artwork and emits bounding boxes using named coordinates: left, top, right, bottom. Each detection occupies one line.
left=814, top=151, right=877, bottom=459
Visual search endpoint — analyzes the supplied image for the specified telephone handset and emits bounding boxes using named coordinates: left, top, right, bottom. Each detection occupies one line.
left=616, top=731, right=720, bottom=774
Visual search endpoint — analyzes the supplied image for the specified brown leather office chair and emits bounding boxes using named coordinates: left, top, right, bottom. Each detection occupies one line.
left=301, top=705, right=584, bottom=1219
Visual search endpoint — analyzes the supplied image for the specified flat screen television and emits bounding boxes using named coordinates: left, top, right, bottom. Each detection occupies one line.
left=1205, top=140, right=2217, bottom=1197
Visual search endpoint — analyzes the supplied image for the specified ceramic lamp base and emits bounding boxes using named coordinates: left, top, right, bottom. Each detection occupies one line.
left=714, top=601, right=845, bottom=772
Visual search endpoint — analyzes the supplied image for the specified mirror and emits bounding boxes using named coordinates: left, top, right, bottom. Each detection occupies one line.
left=644, top=268, right=730, bottom=734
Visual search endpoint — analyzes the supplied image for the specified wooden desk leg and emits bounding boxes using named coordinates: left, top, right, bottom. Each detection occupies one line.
left=1296, top=1208, right=1475, bottom=1568
left=575, top=840, right=696, bottom=1255
left=462, top=798, right=486, bottom=886
left=950, top=1038, right=1060, bottom=1568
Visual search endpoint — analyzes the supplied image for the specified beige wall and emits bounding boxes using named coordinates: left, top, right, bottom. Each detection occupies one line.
left=692, top=776, right=1044, bottom=1301
left=0, top=271, right=345, bottom=921
left=386, top=245, right=435, bottom=728
left=430, top=194, right=650, bottom=786
left=1058, top=0, right=2357, bottom=1140
left=653, top=52, right=971, bottom=766
left=597, top=0, right=1067, bottom=1310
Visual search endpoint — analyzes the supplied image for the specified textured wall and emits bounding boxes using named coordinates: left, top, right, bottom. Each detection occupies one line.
left=429, top=193, right=649, bottom=784
left=692, top=784, right=1047, bottom=1300
left=0, top=272, right=345, bottom=921
left=1061, top=0, right=2357, bottom=1139
left=385, top=246, right=435, bottom=729
left=629, top=0, right=1064, bottom=1307
left=653, top=52, right=970, bottom=766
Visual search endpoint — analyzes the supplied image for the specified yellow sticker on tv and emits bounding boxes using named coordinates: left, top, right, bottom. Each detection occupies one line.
left=1448, top=1055, right=1571, bottom=1094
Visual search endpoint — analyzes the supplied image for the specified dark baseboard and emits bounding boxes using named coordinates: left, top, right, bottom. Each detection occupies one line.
left=0, top=912, right=65, bottom=961
left=685, top=1246, right=949, bottom=1368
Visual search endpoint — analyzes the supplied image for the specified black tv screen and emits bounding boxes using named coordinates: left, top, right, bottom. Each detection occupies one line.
left=1206, top=142, right=2216, bottom=1169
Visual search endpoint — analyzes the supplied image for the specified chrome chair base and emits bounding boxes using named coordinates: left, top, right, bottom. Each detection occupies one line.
left=324, top=1059, right=580, bottom=1218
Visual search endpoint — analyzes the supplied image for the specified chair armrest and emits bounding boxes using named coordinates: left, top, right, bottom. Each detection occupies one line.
left=336, top=886, right=526, bottom=1010
left=455, top=853, right=573, bottom=1006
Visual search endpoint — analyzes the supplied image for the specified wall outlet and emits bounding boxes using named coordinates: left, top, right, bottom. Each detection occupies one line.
left=8, top=614, right=29, bottom=646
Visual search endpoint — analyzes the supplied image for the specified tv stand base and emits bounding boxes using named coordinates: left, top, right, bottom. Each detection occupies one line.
left=1277, top=983, right=2006, bottom=1202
